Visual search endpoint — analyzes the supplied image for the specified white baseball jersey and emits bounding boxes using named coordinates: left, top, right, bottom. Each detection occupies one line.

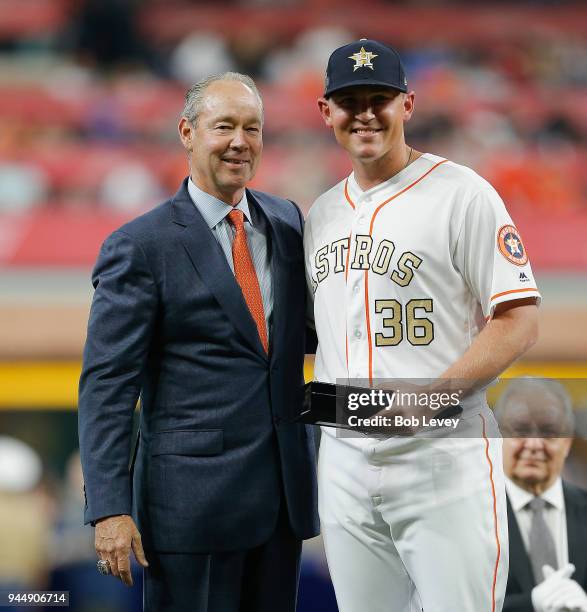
left=306, top=152, right=528, bottom=611
left=304, top=153, right=541, bottom=434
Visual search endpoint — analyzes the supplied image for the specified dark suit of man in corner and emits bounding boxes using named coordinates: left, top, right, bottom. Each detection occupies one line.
left=78, top=72, right=319, bottom=612
left=496, top=378, right=587, bottom=612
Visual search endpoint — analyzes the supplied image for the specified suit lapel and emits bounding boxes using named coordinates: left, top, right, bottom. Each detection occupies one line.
left=171, top=180, right=267, bottom=359
left=247, top=190, right=288, bottom=366
left=564, top=482, right=587, bottom=581
left=506, top=495, right=536, bottom=590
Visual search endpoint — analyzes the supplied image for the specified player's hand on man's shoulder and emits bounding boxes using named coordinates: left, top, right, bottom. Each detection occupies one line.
left=95, top=514, right=148, bottom=586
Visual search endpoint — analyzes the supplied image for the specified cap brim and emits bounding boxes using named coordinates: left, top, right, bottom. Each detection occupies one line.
left=324, top=79, right=407, bottom=98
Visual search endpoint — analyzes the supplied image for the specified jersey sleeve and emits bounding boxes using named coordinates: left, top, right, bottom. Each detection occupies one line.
left=454, top=187, right=541, bottom=319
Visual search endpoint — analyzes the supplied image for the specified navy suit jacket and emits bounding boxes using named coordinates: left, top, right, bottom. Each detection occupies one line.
left=78, top=179, right=319, bottom=553
left=504, top=481, right=587, bottom=611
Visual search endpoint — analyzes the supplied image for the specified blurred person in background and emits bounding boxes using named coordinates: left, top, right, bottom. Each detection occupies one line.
left=497, top=378, right=587, bottom=612
left=78, top=72, right=318, bottom=611
left=0, top=436, right=51, bottom=608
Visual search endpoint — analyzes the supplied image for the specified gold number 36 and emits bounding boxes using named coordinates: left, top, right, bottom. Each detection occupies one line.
left=374, top=299, right=434, bottom=346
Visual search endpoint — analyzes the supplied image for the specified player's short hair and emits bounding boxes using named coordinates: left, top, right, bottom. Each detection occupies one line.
left=182, top=72, right=264, bottom=126
left=494, top=377, right=575, bottom=435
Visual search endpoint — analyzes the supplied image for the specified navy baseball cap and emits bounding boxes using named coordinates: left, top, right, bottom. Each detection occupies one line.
left=324, top=38, right=408, bottom=98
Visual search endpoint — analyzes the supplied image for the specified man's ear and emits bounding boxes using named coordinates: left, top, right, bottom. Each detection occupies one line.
left=178, top=117, right=193, bottom=151
left=403, top=92, right=415, bottom=122
left=318, top=97, right=333, bottom=128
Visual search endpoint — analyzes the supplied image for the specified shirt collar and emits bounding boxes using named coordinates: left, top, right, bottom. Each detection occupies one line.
left=505, top=476, right=564, bottom=512
left=346, top=154, right=428, bottom=207
left=542, top=477, right=564, bottom=510
left=187, top=178, right=252, bottom=229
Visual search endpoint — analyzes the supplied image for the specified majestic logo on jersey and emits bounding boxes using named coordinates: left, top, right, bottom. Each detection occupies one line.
left=349, top=47, right=378, bottom=71
left=519, top=272, right=529, bottom=282
left=497, top=225, right=528, bottom=266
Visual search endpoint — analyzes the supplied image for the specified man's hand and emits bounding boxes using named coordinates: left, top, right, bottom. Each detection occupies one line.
left=95, top=514, right=148, bottom=586
left=532, top=564, right=587, bottom=612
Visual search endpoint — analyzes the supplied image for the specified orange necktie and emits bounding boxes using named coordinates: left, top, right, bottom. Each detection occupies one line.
left=227, top=209, right=268, bottom=353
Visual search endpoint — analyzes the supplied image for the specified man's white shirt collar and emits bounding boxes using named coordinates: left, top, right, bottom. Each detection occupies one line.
left=346, top=153, right=432, bottom=206
left=187, top=178, right=252, bottom=229
left=505, top=476, right=564, bottom=512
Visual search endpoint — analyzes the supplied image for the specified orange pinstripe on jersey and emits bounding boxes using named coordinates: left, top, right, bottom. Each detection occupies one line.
left=344, top=232, right=353, bottom=373
left=343, top=181, right=355, bottom=372
left=344, top=234, right=354, bottom=376
left=344, top=233, right=352, bottom=282
left=344, top=179, right=355, bottom=210
left=479, top=413, right=501, bottom=612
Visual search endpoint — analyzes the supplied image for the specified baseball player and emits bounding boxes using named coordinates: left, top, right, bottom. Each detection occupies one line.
left=304, top=39, right=541, bottom=612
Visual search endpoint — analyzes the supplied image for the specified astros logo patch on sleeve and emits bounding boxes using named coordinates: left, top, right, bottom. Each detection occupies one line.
left=497, top=225, right=528, bottom=266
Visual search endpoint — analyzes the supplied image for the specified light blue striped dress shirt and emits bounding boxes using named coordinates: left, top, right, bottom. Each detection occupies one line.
left=187, top=179, right=273, bottom=338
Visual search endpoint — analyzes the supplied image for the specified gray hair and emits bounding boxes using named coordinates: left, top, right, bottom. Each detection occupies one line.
left=494, top=377, right=575, bottom=434
left=181, top=72, right=264, bottom=126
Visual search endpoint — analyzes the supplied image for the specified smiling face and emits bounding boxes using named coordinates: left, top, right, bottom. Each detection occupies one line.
left=318, top=85, right=414, bottom=170
left=178, top=79, right=263, bottom=205
left=501, top=390, right=573, bottom=495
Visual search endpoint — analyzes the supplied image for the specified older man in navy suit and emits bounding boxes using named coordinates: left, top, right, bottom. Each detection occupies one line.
left=78, top=72, right=319, bottom=612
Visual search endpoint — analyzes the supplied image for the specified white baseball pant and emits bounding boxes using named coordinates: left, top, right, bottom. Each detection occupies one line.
left=318, top=411, right=509, bottom=612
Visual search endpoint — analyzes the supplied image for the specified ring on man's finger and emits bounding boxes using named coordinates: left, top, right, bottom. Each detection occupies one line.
left=97, top=559, right=111, bottom=575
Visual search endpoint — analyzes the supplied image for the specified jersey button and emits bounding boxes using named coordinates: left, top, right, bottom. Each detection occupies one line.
left=358, top=215, right=366, bottom=225
left=354, top=329, right=362, bottom=339
left=353, top=283, right=360, bottom=293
